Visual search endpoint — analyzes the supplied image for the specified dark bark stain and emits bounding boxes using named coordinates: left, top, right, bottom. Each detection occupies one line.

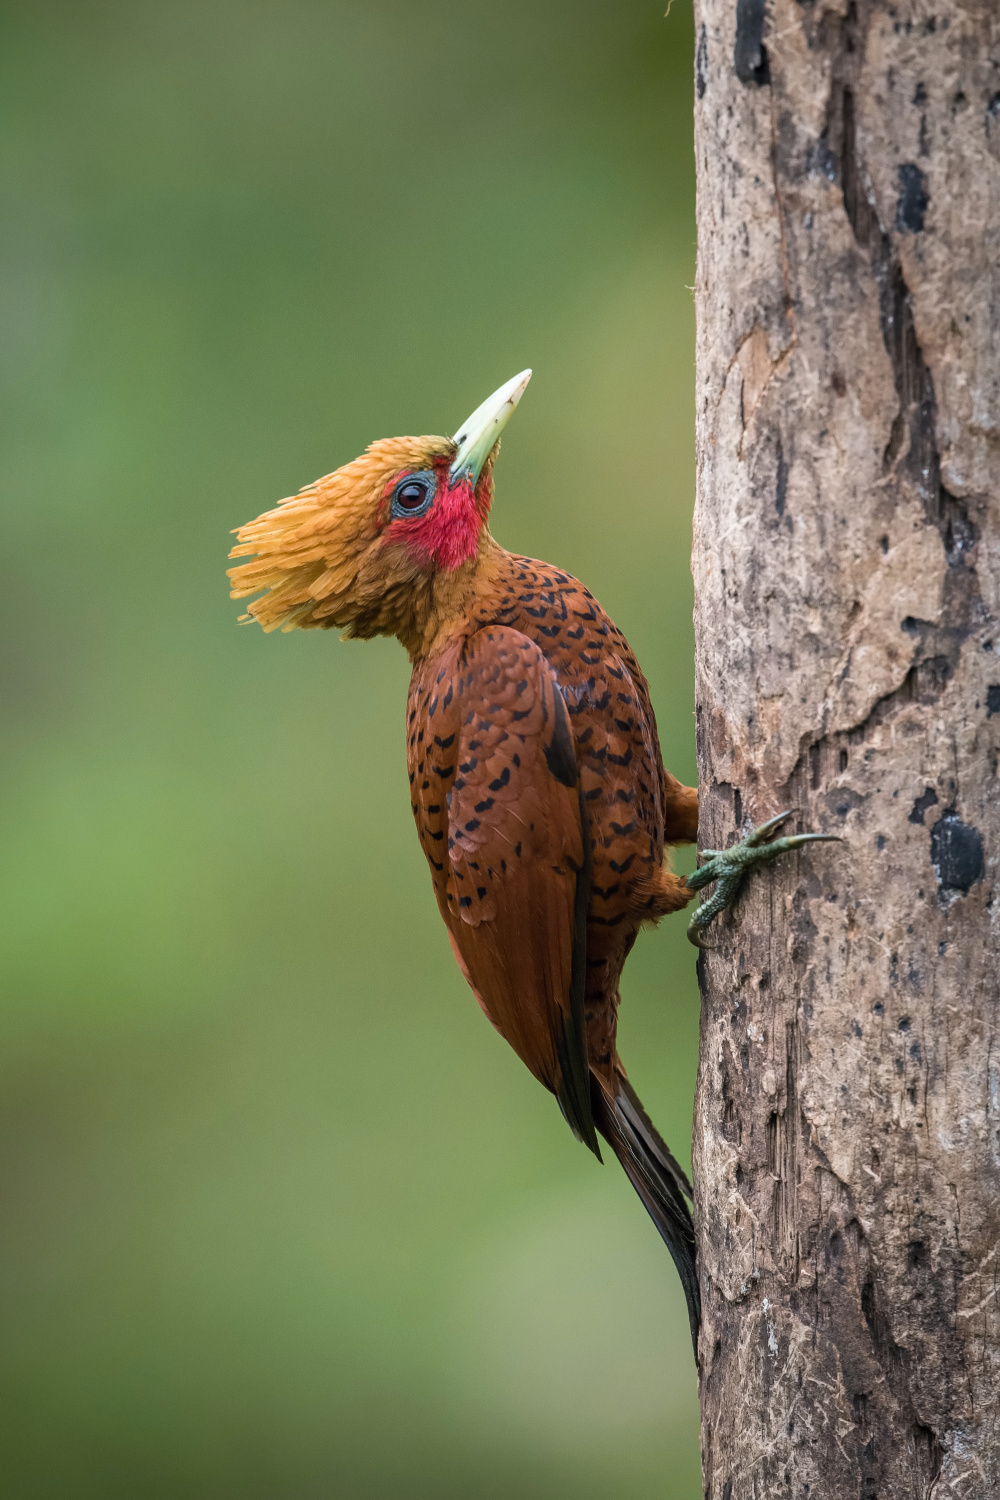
left=896, top=163, right=929, bottom=231
left=930, top=811, right=984, bottom=893
left=914, top=1423, right=944, bottom=1490
left=908, top=786, right=938, bottom=825
left=907, top=1239, right=929, bottom=1272
left=697, top=24, right=709, bottom=100
left=734, top=0, right=770, bottom=87
left=775, top=441, right=788, bottom=517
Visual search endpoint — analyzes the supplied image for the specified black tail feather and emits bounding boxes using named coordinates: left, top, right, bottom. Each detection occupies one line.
left=592, top=1075, right=700, bottom=1352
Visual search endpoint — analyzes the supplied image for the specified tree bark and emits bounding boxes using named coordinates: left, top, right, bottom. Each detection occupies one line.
left=690, top=2, right=1000, bottom=1496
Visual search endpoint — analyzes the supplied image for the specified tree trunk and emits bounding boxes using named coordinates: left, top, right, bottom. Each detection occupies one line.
left=690, top=2, right=1000, bottom=1496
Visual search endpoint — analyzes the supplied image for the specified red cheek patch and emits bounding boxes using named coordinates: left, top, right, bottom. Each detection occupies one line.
left=383, top=460, right=491, bottom=571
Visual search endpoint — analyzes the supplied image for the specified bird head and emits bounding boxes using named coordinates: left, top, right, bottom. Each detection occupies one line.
left=227, top=370, right=531, bottom=649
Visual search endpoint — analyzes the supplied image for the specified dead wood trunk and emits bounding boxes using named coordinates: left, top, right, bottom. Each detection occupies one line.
left=690, top=2, right=1000, bottom=1495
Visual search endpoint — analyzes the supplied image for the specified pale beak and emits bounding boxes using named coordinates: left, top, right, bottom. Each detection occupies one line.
left=450, top=369, right=532, bottom=485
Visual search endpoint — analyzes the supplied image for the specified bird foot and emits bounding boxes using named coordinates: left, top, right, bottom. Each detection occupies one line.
left=685, top=811, right=841, bottom=949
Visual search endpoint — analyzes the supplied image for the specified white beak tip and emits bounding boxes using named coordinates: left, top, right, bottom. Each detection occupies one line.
left=451, top=370, right=533, bottom=469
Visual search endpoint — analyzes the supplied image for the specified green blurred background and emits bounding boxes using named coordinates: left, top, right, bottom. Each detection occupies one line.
left=0, top=1, right=700, bottom=1494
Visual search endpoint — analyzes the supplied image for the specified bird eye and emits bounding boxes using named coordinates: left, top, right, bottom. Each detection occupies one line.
left=390, top=472, right=435, bottom=518
left=397, top=482, right=427, bottom=509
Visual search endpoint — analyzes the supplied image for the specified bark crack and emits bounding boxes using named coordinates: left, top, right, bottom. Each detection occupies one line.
left=777, top=1, right=989, bottom=808
left=825, top=5, right=975, bottom=564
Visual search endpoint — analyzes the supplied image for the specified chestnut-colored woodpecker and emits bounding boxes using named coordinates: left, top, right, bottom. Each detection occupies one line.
left=229, top=372, right=835, bottom=1348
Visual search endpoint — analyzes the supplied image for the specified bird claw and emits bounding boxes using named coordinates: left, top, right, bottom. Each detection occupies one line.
left=685, top=810, right=841, bottom=947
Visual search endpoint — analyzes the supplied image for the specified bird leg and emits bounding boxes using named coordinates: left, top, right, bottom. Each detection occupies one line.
left=685, top=811, right=840, bottom=948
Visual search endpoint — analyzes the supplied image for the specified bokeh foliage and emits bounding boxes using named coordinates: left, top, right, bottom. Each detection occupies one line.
left=0, top=1, right=700, bottom=1494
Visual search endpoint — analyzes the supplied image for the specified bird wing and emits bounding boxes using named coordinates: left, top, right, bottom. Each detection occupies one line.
left=408, top=627, right=598, bottom=1156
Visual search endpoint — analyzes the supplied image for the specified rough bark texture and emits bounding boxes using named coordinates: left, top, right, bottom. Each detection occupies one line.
left=691, top=2, right=1000, bottom=1496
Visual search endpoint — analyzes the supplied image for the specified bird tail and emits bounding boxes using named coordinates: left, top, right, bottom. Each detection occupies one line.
left=591, top=1074, right=700, bottom=1352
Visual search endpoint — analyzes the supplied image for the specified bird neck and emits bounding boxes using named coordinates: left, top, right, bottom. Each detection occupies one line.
left=395, top=530, right=507, bottom=662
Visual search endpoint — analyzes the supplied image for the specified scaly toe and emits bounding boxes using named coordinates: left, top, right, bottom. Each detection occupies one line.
left=684, top=814, right=840, bottom=946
